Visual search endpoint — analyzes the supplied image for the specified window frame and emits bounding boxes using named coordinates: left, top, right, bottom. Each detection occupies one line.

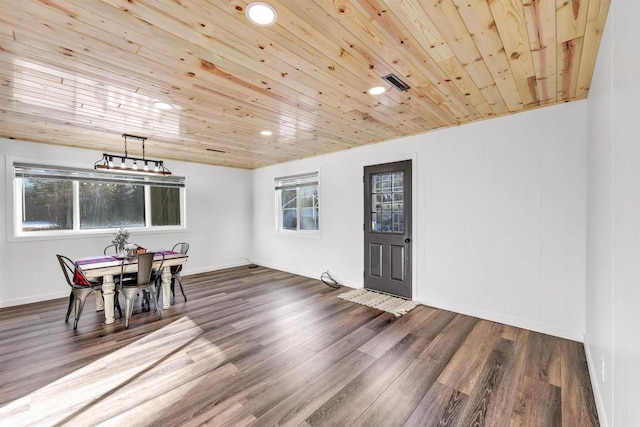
left=7, top=157, right=187, bottom=241
left=274, top=171, right=320, bottom=237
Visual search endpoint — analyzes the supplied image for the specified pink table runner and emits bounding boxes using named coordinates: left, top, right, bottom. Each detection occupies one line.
left=76, top=250, right=179, bottom=266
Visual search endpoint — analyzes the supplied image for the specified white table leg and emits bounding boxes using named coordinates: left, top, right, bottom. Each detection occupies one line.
left=95, top=291, right=104, bottom=311
left=102, top=274, right=116, bottom=324
left=162, top=266, right=171, bottom=309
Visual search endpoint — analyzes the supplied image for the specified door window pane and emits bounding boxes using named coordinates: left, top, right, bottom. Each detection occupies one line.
left=79, top=182, right=145, bottom=229
left=371, top=212, right=380, bottom=231
left=392, top=172, right=404, bottom=192
left=392, top=193, right=403, bottom=210
left=22, top=178, right=73, bottom=231
left=370, top=172, right=404, bottom=233
left=382, top=211, right=392, bottom=232
left=151, top=186, right=181, bottom=226
left=381, top=174, right=391, bottom=192
left=372, top=175, right=381, bottom=192
left=393, top=212, right=404, bottom=233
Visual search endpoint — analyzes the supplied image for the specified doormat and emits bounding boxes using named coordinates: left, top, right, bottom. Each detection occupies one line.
left=338, top=288, right=418, bottom=317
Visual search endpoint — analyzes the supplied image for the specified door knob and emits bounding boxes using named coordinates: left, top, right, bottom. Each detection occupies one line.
left=404, top=238, right=411, bottom=243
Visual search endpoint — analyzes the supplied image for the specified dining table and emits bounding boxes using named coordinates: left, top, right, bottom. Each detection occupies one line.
left=75, top=250, right=188, bottom=324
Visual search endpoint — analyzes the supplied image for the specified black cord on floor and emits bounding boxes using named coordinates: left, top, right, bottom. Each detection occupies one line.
left=321, top=270, right=341, bottom=288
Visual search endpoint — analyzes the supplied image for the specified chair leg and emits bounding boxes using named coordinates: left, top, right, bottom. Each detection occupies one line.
left=143, top=291, right=151, bottom=312
left=73, top=289, right=93, bottom=330
left=121, top=288, right=138, bottom=329
left=148, top=286, right=163, bottom=319
left=155, top=277, right=163, bottom=307
left=176, top=276, right=187, bottom=302
left=73, top=297, right=81, bottom=329
left=114, top=291, right=123, bottom=318
left=65, top=292, right=75, bottom=323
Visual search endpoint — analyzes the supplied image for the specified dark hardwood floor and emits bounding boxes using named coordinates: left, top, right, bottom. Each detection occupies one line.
left=0, top=266, right=599, bottom=426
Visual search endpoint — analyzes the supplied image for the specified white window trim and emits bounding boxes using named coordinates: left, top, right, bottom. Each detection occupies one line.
left=6, top=156, right=187, bottom=242
left=274, top=170, right=321, bottom=239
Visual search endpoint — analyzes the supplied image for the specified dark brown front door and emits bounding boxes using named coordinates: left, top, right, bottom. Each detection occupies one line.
left=364, top=160, right=412, bottom=299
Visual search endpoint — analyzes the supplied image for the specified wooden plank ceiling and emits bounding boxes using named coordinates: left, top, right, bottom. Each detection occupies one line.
left=0, top=0, right=610, bottom=169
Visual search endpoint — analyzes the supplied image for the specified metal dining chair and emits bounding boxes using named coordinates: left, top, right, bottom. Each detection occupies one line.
left=103, top=244, right=117, bottom=255
left=118, top=252, right=164, bottom=329
left=170, top=242, right=189, bottom=302
left=57, top=255, right=122, bottom=329
left=105, top=243, right=141, bottom=256
left=105, top=243, right=139, bottom=308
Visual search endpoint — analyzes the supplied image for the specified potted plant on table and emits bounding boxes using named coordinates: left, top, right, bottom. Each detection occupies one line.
left=112, top=228, right=130, bottom=256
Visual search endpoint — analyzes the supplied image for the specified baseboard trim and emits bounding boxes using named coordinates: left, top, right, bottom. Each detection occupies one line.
left=0, top=290, right=69, bottom=308
left=583, top=336, right=609, bottom=427
left=418, top=296, right=585, bottom=342
left=182, top=260, right=252, bottom=276
left=250, top=260, right=363, bottom=289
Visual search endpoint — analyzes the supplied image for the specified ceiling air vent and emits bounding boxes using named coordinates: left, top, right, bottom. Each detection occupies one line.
left=382, top=73, right=410, bottom=92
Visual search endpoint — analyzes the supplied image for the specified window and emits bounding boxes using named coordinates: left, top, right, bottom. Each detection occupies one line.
left=79, top=182, right=145, bottom=229
left=150, top=186, right=181, bottom=226
left=275, top=172, right=319, bottom=233
left=13, top=162, right=185, bottom=237
left=21, top=177, right=73, bottom=231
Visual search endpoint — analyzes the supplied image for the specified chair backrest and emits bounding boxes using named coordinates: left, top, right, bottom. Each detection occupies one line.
left=136, top=252, right=164, bottom=287
left=172, top=242, right=189, bottom=255
left=104, top=244, right=117, bottom=255
left=57, top=254, right=91, bottom=287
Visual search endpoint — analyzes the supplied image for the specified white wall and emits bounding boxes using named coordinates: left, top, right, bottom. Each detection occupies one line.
left=0, top=138, right=253, bottom=307
left=252, top=101, right=588, bottom=341
left=586, top=1, right=640, bottom=426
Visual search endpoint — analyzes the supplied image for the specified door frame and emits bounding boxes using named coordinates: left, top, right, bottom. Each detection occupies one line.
left=361, top=153, right=418, bottom=301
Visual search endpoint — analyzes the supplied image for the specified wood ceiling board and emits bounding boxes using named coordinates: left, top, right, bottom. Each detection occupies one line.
left=523, top=0, right=558, bottom=105
left=0, top=0, right=611, bottom=169
left=575, top=0, right=611, bottom=98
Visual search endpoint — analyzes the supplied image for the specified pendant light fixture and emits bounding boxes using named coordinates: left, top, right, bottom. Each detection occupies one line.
left=94, top=134, right=172, bottom=176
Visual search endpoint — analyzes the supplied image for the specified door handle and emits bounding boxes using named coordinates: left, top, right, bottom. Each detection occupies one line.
left=404, top=238, right=411, bottom=243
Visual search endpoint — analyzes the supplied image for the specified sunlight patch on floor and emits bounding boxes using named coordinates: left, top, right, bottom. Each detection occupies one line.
left=0, top=316, right=215, bottom=426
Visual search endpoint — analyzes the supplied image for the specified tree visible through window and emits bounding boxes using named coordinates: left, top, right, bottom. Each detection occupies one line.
left=299, top=185, right=318, bottom=230
left=22, top=178, right=73, bottom=231
left=80, top=182, right=145, bottom=229
left=14, top=162, right=185, bottom=235
left=151, top=186, right=181, bottom=226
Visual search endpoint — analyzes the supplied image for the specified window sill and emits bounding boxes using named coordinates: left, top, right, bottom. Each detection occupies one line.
left=276, top=230, right=321, bottom=240
left=8, top=226, right=188, bottom=243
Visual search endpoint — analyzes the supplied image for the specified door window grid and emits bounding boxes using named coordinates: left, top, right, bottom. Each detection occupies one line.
left=370, top=172, right=404, bottom=233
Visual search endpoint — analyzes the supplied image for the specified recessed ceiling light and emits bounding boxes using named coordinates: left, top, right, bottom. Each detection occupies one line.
left=260, top=130, right=273, bottom=136
left=153, top=101, right=172, bottom=110
left=246, top=2, right=277, bottom=26
left=368, top=86, right=386, bottom=95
